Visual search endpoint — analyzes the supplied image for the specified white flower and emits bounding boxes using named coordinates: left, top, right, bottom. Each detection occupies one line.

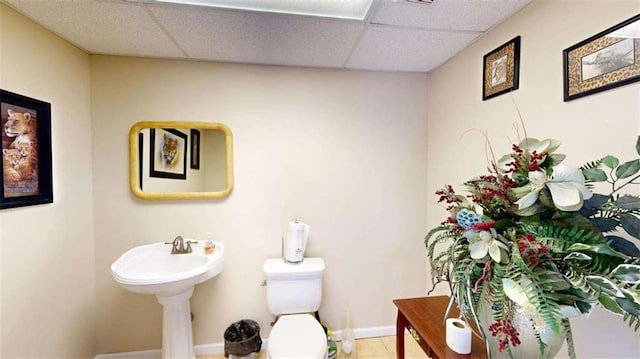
left=513, top=171, right=547, bottom=209
left=465, top=229, right=509, bottom=263
left=515, top=165, right=592, bottom=212
left=497, top=138, right=562, bottom=171
left=520, top=138, right=561, bottom=155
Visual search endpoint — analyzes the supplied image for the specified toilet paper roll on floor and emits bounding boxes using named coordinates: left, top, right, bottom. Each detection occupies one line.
left=446, top=318, right=472, bottom=354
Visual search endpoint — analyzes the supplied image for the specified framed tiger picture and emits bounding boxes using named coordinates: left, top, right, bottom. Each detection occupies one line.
left=0, top=89, right=53, bottom=209
left=149, top=128, right=187, bottom=180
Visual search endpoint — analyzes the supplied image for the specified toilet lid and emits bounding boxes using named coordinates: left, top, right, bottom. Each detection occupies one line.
left=268, top=314, right=327, bottom=359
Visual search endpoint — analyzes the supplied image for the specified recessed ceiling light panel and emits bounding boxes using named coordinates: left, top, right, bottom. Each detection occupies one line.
left=152, top=0, right=374, bottom=20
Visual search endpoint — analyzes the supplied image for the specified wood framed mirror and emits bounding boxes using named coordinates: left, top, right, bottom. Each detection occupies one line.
left=129, top=121, right=233, bottom=200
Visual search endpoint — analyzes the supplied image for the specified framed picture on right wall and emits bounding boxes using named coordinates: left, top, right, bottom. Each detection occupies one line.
left=482, top=36, right=521, bottom=100
left=563, top=14, right=640, bottom=101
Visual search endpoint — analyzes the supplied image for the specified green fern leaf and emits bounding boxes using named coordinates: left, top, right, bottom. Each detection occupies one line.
left=562, top=319, right=576, bottom=359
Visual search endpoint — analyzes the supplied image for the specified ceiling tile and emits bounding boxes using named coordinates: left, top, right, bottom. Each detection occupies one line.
left=347, top=25, right=480, bottom=72
left=372, top=0, right=531, bottom=32
left=5, top=0, right=185, bottom=58
left=147, top=5, right=365, bottom=68
left=3, top=0, right=532, bottom=73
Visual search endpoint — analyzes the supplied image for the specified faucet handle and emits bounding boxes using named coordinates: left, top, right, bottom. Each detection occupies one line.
left=185, top=240, right=198, bottom=253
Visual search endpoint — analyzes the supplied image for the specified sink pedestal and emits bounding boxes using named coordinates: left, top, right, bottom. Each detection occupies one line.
left=156, top=287, right=196, bottom=359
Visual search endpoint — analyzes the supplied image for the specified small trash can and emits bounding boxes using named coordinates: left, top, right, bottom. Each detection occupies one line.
left=224, top=319, right=262, bottom=358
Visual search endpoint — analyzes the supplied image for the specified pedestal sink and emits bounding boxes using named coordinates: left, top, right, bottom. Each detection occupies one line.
left=111, top=240, right=224, bottom=359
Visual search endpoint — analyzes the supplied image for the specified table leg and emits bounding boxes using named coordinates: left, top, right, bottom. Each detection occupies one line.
left=396, top=310, right=406, bottom=359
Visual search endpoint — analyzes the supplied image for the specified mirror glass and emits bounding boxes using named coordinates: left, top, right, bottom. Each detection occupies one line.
left=129, top=121, right=233, bottom=200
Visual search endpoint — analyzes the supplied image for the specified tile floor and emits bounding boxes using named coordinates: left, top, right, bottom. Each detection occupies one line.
left=199, top=334, right=429, bottom=359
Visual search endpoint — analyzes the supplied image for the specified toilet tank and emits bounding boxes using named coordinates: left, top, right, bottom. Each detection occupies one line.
left=263, top=257, right=325, bottom=315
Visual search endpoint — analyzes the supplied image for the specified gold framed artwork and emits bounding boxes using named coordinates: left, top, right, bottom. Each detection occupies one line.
left=483, top=36, right=521, bottom=101
left=563, top=14, right=640, bottom=102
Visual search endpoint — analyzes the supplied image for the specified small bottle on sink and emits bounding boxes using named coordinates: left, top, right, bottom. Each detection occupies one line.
left=204, top=233, right=215, bottom=255
left=204, top=240, right=215, bottom=254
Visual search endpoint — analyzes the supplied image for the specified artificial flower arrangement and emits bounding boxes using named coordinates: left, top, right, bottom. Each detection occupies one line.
left=425, top=135, right=640, bottom=358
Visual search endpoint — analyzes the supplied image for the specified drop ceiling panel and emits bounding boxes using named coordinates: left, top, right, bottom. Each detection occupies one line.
left=372, top=0, right=531, bottom=31
left=3, top=0, right=532, bottom=73
left=347, top=25, right=480, bottom=72
left=5, top=0, right=185, bottom=58
left=149, top=5, right=365, bottom=68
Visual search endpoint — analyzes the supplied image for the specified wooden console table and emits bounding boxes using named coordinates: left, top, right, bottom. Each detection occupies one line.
left=393, top=296, right=488, bottom=359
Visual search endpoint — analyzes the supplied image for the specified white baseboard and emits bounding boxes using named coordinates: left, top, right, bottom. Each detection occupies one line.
left=94, top=325, right=396, bottom=358
left=95, top=349, right=162, bottom=359
left=333, top=325, right=396, bottom=341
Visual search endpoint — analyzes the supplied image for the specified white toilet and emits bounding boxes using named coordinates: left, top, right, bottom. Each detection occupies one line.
left=263, top=257, right=327, bottom=359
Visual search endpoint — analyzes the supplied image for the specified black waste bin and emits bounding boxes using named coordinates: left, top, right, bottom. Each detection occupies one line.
left=224, top=319, right=262, bottom=357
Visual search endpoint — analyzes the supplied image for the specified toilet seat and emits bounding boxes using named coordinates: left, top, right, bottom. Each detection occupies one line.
left=268, top=313, right=327, bottom=359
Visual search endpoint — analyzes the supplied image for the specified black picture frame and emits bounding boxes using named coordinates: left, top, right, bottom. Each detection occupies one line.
left=138, top=132, right=144, bottom=190
left=149, top=128, right=187, bottom=180
left=482, top=36, right=521, bottom=101
left=190, top=129, right=200, bottom=170
left=0, top=89, right=53, bottom=209
left=563, top=14, right=640, bottom=102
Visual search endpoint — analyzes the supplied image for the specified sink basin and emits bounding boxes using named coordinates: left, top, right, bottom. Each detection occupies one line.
left=111, top=240, right=223, bottom=296
left=111, top=240, right=224, bottom=359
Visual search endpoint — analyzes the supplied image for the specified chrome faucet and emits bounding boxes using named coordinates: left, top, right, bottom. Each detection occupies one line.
left=164, top=235, right=198, bottom=254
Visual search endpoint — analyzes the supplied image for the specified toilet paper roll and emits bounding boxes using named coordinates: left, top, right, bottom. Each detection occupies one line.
left=446, top=318, right=472, bottom=354
left=288, top=221, right=305, bottom=239
left=285, top=221, right=305, bottom=262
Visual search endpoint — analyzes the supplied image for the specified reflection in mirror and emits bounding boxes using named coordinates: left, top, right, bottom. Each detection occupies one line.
left=129, top=121, right=233, bottom=200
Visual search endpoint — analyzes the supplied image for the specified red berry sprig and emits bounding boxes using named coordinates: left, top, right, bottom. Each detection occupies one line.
left=488, top=319, right=521, bottom=351
left=517, top=233, right=549, bottom=267
left=435, top=185, right=462, bottom=211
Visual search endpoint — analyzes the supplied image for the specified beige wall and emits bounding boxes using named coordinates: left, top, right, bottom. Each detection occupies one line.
left=90, top=57, right=429, bottom=353
left=3, top=0, right=640, bottom=357
left=426, top=0, right=640, bottom=358
left=0, top=4, right=95, bottom=359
